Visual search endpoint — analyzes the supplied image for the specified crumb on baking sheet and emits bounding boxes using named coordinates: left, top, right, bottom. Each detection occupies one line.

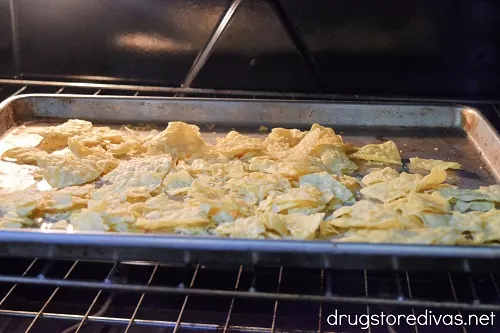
left=258, top=125, right=268, bottom=132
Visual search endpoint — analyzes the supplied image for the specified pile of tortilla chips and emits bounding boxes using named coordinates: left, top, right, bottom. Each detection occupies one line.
left=1, top=119, right=499, bottom=245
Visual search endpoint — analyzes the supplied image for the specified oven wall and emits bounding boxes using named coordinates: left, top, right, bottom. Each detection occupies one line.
left=0, top=0, right=499, bottom=98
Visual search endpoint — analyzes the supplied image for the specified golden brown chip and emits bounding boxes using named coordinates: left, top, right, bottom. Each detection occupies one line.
left=299, top=172, right=354, bottom=204
left=1, top=118, right=498, bottom=244
left=0, top=189, right=42, bottom=217
left=216, top=131, right=264, bottom=158
left=36, top=139, right=68, bottom=153
left=309, top=124, right=344, bottom=154
left=414, top=166, right=447, bottom=192
left=69, top=209, right=110, bottom=231
left=1, top=147, right=45, bottom=165
left=105, top=128, right=146, bottom=156
left=162, top=169, right=194, bottom=196
left=325, top=200, right=416, bottom=230
left=267, top=212, right=325, bottom=240
left=37, top=191, right=87, bottom=211
left=281, top=128, right=321, bottom=159
left=477, top=185, right=500, bottom=202
left=350, top=141, right=402, bottom=165
left=215, top=215, right=267, bottom=238
left=225, top=172, right=291, bottom=204
left=135, top=206, right=210, bottom=232
left=35, top=154, right=102, bottom=189
left=335, top=227, right=466, bottom=244
left=409, top=157, right=461, bottom=171
left=215, top=212, right=324, bottom=240
left=388, top=191, right=450, bottom=215
left=68, top=137, right=120, bottom=174
left=258, top=185, right=325, bottom=214
left=147, top=121, right=208, bottom=158
left=92, top=154, right=172, bottom=201
left=35, top=119, right=93, bottom=151
left=125, top=187, right=152, bottom=203
left=320, top=147, right=358, bottom=175
left=360, top=172, right=423, bottom=202
left=0, top=212, right=33, bottom=228
left=187, top=178, right=226, bottom=200
left=211, top=160, right=247, bottom=181
left=337, top=175, right=361, bottom=193
left=264, top=127, right=307, bottom=153
left=248, top=156, right=325, bottom=179
left=361, top=167, right=400, bottom=186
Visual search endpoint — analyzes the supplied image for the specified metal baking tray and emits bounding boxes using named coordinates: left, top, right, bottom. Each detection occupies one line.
left=0, top=94, right=499, bottom=271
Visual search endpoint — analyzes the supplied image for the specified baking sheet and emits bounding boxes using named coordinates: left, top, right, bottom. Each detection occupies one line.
left=0, top=94, right=499, bottom=271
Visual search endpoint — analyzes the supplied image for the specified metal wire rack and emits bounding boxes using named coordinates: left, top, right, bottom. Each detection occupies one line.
left=0, top=257, right=500, bottom=333
left=0, top=78, right=498, bottom=130
left=0, top=79, right=499, bottom=332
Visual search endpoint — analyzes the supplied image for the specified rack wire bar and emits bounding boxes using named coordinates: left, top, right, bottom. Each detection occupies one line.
left=10, top=85, right=27, bottom=96
left=490, top=274, right=500, bottom=300
left=363, top=270, right=371, bottom=333
left=0, top=308, right=315, bottom=333
left=2, top=262, right=492, bottom=332
left=268, top=0, right=322, bottom=87
left=447, top=273, right=468, bottom=333
left=223, top=265, right=243, bottom=333
left=182, top=0, right=244, bottom=88
left=123, top=262, right=159, bottom=333
left=24, top=260, right=79, bottom=332
left=71, top=262, right=120, bottom=333
left=1, top=78, right=500, bottom=104
left=405, top=272, right=420, bottom=333
left=1, top=274, right=498, bottom=312
left=172, top=264, right=200, bottom=333
left=0, top=259, right=38, bottom=307
left=270, top=266, right=283, bottom=333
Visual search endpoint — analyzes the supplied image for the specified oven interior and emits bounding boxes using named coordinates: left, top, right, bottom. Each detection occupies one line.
left=1, top=0, right=500, bottom=332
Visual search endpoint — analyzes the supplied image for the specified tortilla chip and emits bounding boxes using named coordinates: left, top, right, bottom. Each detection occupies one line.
left=350, top=141, right=402, bottom=165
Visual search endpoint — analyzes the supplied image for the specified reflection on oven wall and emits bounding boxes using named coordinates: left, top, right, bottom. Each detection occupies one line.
left=14, top=0, right=228, bottom=86
left=0, top=0, right=499, bottom=98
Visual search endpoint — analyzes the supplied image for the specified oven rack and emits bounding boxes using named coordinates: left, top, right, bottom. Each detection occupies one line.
left=1, top=257, right=500, bottom=333
left=2, top=77, right=500, bottom=105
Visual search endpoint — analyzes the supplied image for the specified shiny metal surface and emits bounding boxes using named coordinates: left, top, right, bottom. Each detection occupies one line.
left=7, top=95, right=468, bottom=127
left=192, top=0, right=316, bottom=92
left=16, top=0, right=227, bottom=85
left=0, top=94, right=499, bottom=270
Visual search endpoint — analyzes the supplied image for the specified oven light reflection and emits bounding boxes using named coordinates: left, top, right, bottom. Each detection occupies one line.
left=115, top=33, right=192, bottom=53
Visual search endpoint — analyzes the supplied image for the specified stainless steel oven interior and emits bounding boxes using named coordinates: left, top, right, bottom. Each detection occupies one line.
left=1, top=0, right=500, bottom=332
